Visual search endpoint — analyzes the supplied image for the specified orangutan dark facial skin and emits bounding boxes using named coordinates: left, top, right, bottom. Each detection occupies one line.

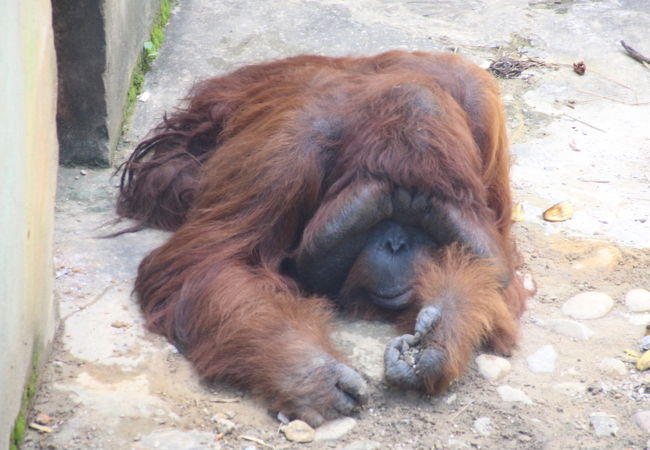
left=114, top=50, right=529, bottom=427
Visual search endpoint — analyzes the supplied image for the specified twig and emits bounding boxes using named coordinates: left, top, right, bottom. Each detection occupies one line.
left=61, top=285, right=113, bottom=321
left=211, top=397, right=241, bottom=403
left=578, top=178, right=611, bottom=183
left=450, top=399, right=475, bottom=422
left=240, top=435, right=274, bottom=449
left=575, top=89, right=650, bottom=106
left=563, top=113, right=606, bottom=133
left=589, top=68, right=634, bottom=91
left=621, top=40, right=650, bottom=64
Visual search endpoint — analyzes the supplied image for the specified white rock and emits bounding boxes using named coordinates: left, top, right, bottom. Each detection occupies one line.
left=527, top=345, right=557, bottom=373
left=475, top=354, right=511, bottom=381
left=553, top=382, right=586, bottom=396
left=497, top=385, right=533, bottom=405
left=590, top=412, right=618, bottom=436
left=138, top=91, right=151, bottom=102
left=473, top=417, right=493, bottom=436
left=315, top=417, right=357, bottom=441
left=543, top=318, right=595, bottom=340
left=625, top=289, right=650, bottom=312
left=138, top=430, right=217, bottom=449
left=447, top=437, right=470, bottom=449
left=624, top=312, right=650, bottom=326
left=523, top=273, right=536, bottom=292
left=343, top=440, right=382, bottom=450
left=282, top=420, right=315, bottom=443
left=598, top=358, right=627, bottom=376
left=562, top=292, right=613, bottom=320
left=445, top=393, right=457, bottom=405
left=632, top=410, right=650, bottom=434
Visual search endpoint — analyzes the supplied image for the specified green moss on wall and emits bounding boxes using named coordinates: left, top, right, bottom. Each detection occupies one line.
left=9, top=353, right=39, bottom=450
left=121, top=0, right=173, bottom=135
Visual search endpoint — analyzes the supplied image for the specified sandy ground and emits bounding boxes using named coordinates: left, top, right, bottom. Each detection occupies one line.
left=23, top=0, right=650, bottom=449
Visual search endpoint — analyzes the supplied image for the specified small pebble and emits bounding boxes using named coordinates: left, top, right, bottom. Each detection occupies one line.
left=527, top=345, right=557, bottom=373
left=543, top=319, right=594, bottom=340
left=473, top=417, right=492, bottom=436
left=214, top=418, right=236, bottom=435
left=625, top=312, right=650, bottom=326
left=497, top=385, right=533, bottom=405
left=553, top=382, right=586, bottom=396
left=598, top=358, right=627, bottom=376
left=445, top=393, right=457, bottom=405
left=35, top=413, right=52, bottom=425
left=80, top=169, right=87, bottom=176
left=562, top=292, right=613, bottom=320
left=281, top=420, right=315, bottom=443
left=625, top=289, right=650, bottom=312
left=138, top=91, right=151, bottom=102
left=343, top=440, right=382, bottom=450
left=590, top=412, right=618, bottom=436
left=632, top=410, right=650, bottom=434
left=571, top=246, right=620, bottom=271
left=315, top=417, right=357, bottom=441
left=447, top=437, right=470, bottom=449
left=640, top=335, right=650, bottom=352
left=476, top=354, right=511, bottom=381
left=523, top=273, right=536, bottom=292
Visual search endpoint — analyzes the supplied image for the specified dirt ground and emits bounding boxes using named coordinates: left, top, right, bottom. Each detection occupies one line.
left=22, top=0, right=650, bottom=449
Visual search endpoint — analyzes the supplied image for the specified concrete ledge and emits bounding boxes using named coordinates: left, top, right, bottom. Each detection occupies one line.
left=54, top=0, right=164, bottom=166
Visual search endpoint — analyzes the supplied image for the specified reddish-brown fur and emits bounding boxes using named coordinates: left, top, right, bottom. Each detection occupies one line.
left=117, top=51, right=528, bottom=422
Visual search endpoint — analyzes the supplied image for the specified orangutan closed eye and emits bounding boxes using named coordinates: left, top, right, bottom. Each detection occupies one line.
left=115, top=50, right=528, bottom=427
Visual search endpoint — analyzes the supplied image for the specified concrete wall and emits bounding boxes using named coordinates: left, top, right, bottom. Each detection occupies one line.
left=55, top=0, right=163, bottom=166
left=0, top=0, right=59, bottom=448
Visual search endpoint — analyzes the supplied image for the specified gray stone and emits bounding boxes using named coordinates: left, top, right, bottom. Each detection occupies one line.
left=475, top=354, right=512, bottom=381
left=598, top=358, right=627, bottom=376
left=590, top=412, right=618, bottom=436
left=473, top=417, right=493, bottom=436
left=625, top=289, right=650, bottom=312
left=562, top=292, right=614, bottom=320
left=497, top=385, right=533, bottom=405
left=281, top=420, right=315, bottom=443
left=527, top=345, right=557, bottom=373
left=315, top=417, right=357, bottom=441
left=543, top=319, right=595, bottom=340
left=632, top=410, right=650, bottom=434
left=640, top=336, right=650, bottom=352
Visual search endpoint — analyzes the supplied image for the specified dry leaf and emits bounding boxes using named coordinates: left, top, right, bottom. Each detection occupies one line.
left=512, top=203, right=525, bottom=222
left=637, top=350, right=650, bottom=371
left=573, top=61, right=586, bottom=75
left=543, top=201, right=574, bottom=222
left=29, top=422, right=53, bottom=433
